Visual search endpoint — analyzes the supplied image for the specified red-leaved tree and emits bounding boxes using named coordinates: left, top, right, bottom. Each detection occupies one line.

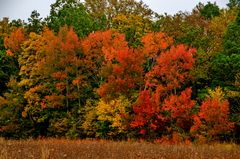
left=146, top=44, right=196, bottom=94
left=131, top=90, right=167, bottom=137
left=162, top=88, right=195, bottom=131
left=131, top=43, right=196, bottom=139
left=191, top=97, right=234, bottom=141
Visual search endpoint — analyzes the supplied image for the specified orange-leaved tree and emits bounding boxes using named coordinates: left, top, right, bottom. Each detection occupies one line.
left=98, top=48, right=144, bottom=100
left=43, top=26, right=84, bottom=110
left=37, top=26, right=88, bottom=137
left=81, top=30, right=128, bottom=89
left=142, top=32, right=174, bottom=72
left=142, top=32, right=174, bottom=58
left=4, top=27, right=25, bottom=57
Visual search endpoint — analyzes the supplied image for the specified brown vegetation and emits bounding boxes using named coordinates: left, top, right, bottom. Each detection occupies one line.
left=0, top=139, right=240, bottom=159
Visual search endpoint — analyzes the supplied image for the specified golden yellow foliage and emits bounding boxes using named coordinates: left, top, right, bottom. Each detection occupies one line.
left=112, top=14, right=152, bottom=44
left=207, top=9, right=237, bottom=53
left=96, top=96, right=131, bottom=133
left=81, top=100, right=98, bottom=136
left=207, top=86, right=225, bottom=102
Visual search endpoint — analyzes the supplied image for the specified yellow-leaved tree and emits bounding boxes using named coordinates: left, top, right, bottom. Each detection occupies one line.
left=82, top=96, right=131, bottom=138
left=112, top=13, right=152, bottom=46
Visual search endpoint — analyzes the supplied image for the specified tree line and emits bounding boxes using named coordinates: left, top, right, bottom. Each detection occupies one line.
left=0, top=0, right=240, bottom=143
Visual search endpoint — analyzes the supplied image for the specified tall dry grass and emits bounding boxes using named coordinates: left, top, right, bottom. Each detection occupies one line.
left=0, top=138, right=239, bottom=159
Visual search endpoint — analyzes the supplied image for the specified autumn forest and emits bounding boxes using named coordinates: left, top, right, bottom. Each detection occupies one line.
left=0, top=0, right=240, bottom=144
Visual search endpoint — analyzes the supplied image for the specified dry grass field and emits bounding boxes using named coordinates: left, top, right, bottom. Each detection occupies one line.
left=0, top=138, right=240, bottom=159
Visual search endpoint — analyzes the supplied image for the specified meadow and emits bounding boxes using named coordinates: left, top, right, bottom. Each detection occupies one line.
left=0, top=139, right=240, bottom=159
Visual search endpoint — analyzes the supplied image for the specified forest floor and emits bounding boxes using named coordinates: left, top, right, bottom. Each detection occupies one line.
left=0, top=138, right=239, bottom=159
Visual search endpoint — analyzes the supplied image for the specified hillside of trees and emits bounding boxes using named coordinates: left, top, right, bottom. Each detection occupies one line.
left=0, top=0, right=240, bottom=144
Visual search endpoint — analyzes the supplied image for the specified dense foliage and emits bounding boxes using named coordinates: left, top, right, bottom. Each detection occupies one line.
left=0, top=0, right=239, bottom=143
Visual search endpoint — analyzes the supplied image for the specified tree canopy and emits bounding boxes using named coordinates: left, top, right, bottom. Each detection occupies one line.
left=0, top=0, right=239, bottom=143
